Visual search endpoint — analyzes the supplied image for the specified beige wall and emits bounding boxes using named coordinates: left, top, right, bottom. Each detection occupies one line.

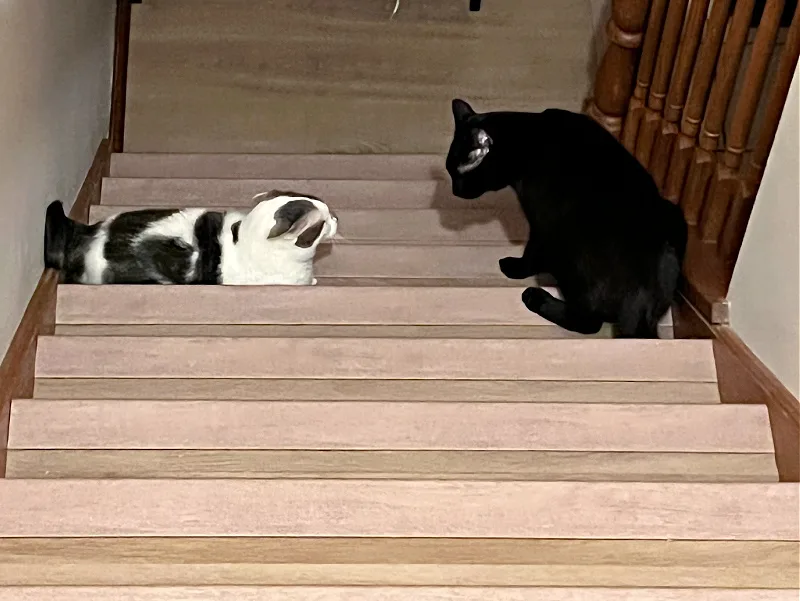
left=729, top=64, right=800, bottom=398
left=0, top=0, right=114, bottom=358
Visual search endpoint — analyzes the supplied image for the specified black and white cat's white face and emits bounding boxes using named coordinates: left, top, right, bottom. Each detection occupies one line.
left=239, top=191, right=338, bottom=256
left=445, top=98, right=505, bottom=200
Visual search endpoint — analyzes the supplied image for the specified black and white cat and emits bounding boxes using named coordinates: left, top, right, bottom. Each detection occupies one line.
left=44, top=190, right=338, bottom=285
left=445, top=98, right=688, bottom=338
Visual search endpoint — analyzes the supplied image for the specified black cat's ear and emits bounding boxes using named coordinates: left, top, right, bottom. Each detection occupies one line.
left=452, top=98, right=476, bottom=123
left=268, top=198, right=324, bottom=248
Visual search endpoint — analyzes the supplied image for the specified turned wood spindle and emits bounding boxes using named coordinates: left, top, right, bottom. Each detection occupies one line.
left=621, top=0, right=669, bottom=152
left=635, top=0, right=689, bottom=169
left=721, top=1, right=800, bottom=262
left=651, top=0, right=711, bottom=190
left=666, top=0, right=732, bottom=206
left=587, top=0, right=652, bottom=138
left=682, top=0, right=756, bottom=228
left=701, top=0, right=786, bottom=243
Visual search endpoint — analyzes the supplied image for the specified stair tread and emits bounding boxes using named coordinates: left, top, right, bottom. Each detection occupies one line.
left=0, top=587, right=795, bottom=600
left=5, top=449, right=778, bottom=482
left=109, top=153, right=446, bottom=180
left=55, top=286, right=673, bottom=327
left=34, top=337, right=717, bottom=381
left=100, top=177, right=518, bottom=209
left=90, top=206, right=527, bottom=244
left=8, top=401, right=770, bottom=452
left=0, top=480, right=795, bottom=539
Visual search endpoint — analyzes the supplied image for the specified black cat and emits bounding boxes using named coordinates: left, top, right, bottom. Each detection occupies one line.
left=445, top=99, right=688, bottom=338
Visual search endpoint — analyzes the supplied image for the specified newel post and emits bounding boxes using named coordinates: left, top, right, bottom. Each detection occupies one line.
left=586, top=0, right=652, bottom=138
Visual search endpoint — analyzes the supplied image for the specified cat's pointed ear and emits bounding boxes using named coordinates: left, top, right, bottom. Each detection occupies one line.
left=452, top=98, right=476, bottom=124
left=267, top=199, right=325, bottom=248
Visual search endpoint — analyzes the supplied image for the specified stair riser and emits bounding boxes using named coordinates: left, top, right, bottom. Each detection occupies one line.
left=32, top=379, right=722, bottom=404
left=101, top=178, right=519, bottom=209
left=90, top=206, right=527, bottom=245
left=109, top=153, right=446, bottom=180
left=5, top=450, right=777, bottom=482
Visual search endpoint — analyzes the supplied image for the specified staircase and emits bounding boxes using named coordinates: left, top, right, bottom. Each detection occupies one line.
left=1, top=152, right=798, bottom=598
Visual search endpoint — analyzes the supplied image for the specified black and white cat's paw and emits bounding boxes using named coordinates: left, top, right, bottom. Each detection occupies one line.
left=499, top=256, right=533, bottom=280
left=521, top=287, right=549, bottom=313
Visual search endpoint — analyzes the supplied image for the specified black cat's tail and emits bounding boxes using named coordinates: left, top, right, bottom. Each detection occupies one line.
left=44, top=200, right=73, bottom=271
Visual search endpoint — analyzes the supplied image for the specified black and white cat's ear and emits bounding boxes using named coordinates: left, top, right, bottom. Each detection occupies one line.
left=452, top=98, right=476, bottom=124
left=267, top=199, right=325, bottom=248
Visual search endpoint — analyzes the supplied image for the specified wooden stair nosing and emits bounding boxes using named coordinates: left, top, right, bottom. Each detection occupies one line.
left=109, top=152, right=447, bottom=180
left=0, top=480, right=796, bottom=539
left=54, top=285, right=674, bottom=328
left=34, top=337, right=717, bottom=382
left=32, top=379, right=722, bottom=404
left=7, top=401, right=773, bottom=453
left=4, top=449, right=779, bottom=482
left=100, top=177, right=520, bottom=209
left=0, top=587, right=797, bottom=600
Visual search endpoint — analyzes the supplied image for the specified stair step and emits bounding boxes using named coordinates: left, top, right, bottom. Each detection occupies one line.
left=54, top=286, right=674, bottom=340
left=35, top=337, right=717, bottom=382
left=5, top=450, right=777, bottom=482
left=109, top=153, right=446, bottom=180
left=0, top=480, right=795, bottom=539
left=0, top=587, right=795, bottom=600
left=90, top=206, right=527, bottom=245
left=33, top=378, right=721, bottom=404
left=8, top=401, right=770, bottom=453
left=100, top=178, right=518, bottom=209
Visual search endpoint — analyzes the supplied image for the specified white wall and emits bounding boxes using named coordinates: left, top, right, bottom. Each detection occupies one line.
left=729, top=64, right=800, bottom=398
left=0, top=0, right=115, bottom=358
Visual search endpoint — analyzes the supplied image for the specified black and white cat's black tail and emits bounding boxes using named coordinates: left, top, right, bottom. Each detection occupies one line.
left=44, top=200, right=74, bottom=271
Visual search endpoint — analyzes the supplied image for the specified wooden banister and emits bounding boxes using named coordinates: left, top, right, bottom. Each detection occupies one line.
left=586, top=0, right=652, bottom=137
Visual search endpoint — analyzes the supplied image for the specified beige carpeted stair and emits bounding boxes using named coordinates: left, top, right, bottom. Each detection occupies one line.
left=1, top=153, right=797, bottom=598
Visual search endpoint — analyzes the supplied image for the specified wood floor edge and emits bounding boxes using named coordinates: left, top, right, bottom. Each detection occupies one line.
left=0, top=138, right=110, bottom=474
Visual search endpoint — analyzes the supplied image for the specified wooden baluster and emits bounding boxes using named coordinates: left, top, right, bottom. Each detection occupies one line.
left=666, top=0, right=733, bottom=206
left=721, top=1, right=800, bottom=262
left=587, top=0, right=652, bottom=138
left=635, top=0, right=689, bottom=169
left=683, top=0, right=757, bottom=226
left=701, top=0, right=786, bottom=243
left=650, top=0, right=711, bottom=191
left=621, top=0, right=669, bottom=153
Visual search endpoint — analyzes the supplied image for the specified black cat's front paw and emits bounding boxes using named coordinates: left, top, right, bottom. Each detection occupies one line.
left=499, top=256, right=532, bottom=280
left=521, top=287, right=549, bottom=313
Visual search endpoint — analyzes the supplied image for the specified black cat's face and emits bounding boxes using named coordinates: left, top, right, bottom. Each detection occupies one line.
left=446, top=98, right=502, bottom=200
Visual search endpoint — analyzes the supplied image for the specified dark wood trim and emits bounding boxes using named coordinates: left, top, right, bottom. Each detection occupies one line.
left=0, top=140, right=110, bottom=476
left=675, top=294, right=800, bottom=482
left=682, top=226, right=733, bottom=325
left=109, top=0, right=139, bottom=153
left=714, top=327, right=800, bottom=482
